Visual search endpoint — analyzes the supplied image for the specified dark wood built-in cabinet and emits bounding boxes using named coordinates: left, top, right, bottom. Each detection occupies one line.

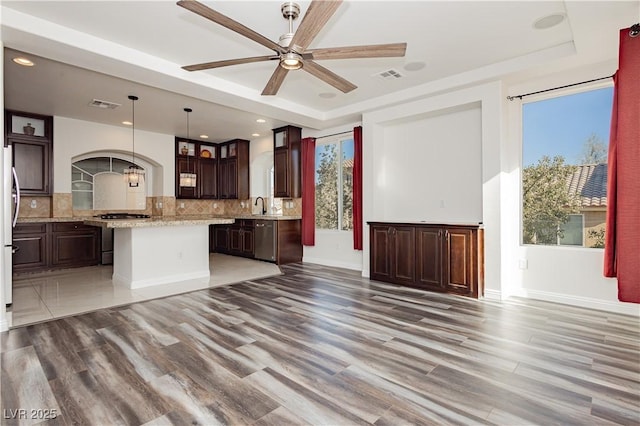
left=175, top=138, right=249, bottom=200
left=273, top=125, right=301, bottom=198
left=219, top=139, right=250, bottom=200
left=369, top=222, right=484, bottom=298
left=5, top=110, right=54, bottom=196
left=13, top=222, right=101, bottom=273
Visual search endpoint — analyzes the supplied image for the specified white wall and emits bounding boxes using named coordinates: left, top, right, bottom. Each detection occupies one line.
left=302, top=122, right=363, bottom=271
left=54, top=117, right=174, bottom=197
left=379, top=104, right=482, bottom=223
left=249, top=136, right=272, bottom=199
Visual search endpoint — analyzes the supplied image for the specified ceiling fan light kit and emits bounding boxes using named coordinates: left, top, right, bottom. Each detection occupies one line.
left=177, top=0, right=407, bottom=95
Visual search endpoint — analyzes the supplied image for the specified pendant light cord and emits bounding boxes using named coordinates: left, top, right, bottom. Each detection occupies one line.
left=184, top=107, right=192, bottom=170
left=128, top=95, right=139, bottom=166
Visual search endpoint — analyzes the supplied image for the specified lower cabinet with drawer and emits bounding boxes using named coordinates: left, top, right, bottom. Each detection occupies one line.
left=211, top=219, right=302, bottom=265
left=369, top=221, right=484, bottom=298
left=13, top=222, right=101, bottom=273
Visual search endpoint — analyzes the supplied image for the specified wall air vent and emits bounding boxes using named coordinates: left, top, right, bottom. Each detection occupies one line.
left=375, top=68, right=404, bottom=80
left=88, top=99, right=121, bottom=109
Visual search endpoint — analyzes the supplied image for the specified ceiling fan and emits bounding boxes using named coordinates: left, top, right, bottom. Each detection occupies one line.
left=177, top=0, right=407, bottom=95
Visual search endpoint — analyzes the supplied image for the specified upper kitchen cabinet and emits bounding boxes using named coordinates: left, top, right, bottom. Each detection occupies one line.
left=219, top=139, right=249, bottom=200
left=4, top=110, right=53, bottom=195
left=175, top=138, right=219, bottom=199
left=273, top=125, right=301, bottom=198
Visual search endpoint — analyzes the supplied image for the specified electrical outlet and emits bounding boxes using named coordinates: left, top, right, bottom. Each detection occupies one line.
left=179, top=202, right=185, bottom=209
left=30, top=199, right=37, bottom=208
left=519, top=259, right=528, bottom=269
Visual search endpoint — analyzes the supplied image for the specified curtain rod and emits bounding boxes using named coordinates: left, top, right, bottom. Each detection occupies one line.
left=314, top=130, right=353, bottom=140
left=507, top=74, right=614, bottom=101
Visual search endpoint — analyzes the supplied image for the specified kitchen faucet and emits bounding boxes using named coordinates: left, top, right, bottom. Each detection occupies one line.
left=254, top=197, right=266, bottom=215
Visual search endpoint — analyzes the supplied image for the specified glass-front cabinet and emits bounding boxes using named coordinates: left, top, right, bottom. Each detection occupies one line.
left=4, top=110, right=54, bottom=195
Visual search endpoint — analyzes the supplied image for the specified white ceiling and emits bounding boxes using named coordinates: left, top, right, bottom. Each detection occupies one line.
left=2, top=1, right=638, bottom=141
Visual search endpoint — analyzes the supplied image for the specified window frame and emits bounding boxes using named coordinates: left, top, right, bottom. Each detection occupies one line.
left=519, top=81, right=613, bottom=249
left=314, top=132, right=354, bottom=233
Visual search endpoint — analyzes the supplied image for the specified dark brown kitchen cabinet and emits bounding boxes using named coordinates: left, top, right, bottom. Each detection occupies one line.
left=369, top=222, right=483, bottom=298
left=273, top=125, right=301, bottom=198
left=213, top=220, right=254, bottom=257
left=369, top=224, right=415, bottom=286
left=213, top=225, right=230, bottom=253
left=218, top=139, right=249, bottom=200
left=5, top=110, right=53, bottom=196
left=12, top=223, right=48, bottom=272
left=13, top=222, right=101, bottom=273
left=175, top=138, right=219, bottom=199
left=51, top=223, right=101, bottom=268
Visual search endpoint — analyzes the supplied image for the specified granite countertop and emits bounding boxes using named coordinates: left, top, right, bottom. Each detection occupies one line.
left=83, top=216, right=236, bottom=228
left=18, top=214, right=302, bottom=226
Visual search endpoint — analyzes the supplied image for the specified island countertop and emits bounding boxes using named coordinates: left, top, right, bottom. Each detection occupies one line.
left=84, top=215, right=236, bottom=228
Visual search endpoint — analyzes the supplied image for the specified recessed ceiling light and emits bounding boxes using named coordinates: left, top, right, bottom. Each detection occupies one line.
left=122, top=121, right=133, bottom=126
left=13, top=57, right=34, bottom=67
left=533, top=13, right=565, bottom=30
left=256, top=119, right=266, bottom=123
left=404, top=62, right=426, bottom=72
left=319, top=92, right=336, bottom=99
left=200, top=134, right=209, bottom=139
left=252, top=133, right=260, bottom=137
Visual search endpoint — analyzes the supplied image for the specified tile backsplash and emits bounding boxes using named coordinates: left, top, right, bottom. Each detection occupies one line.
left=42, top=194, right=301, bottom=218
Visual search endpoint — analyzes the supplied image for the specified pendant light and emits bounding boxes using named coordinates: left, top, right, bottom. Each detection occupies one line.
left=123, top=95, right=145, bottom=187
left=179, top=107, right=197, bottom=188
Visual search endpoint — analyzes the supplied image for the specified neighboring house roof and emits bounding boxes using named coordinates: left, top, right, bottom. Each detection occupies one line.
left=567, top=163, right=607, bottom=207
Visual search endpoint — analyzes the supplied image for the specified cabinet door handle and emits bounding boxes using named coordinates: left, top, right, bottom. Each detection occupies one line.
left=445, top=230, right=449, bottom=241
left=438, top=229, right=442, bottom=238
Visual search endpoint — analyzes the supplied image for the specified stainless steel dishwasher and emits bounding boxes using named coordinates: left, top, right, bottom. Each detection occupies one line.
left=254, top=219, right=276, bottom=261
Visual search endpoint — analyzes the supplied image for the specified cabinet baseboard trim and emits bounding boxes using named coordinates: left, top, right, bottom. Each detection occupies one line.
left=483, top=289, right=503, bottom=301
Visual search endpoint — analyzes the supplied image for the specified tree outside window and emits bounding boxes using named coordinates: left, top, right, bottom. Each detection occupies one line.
left=315, top=136, right=354, bottom=230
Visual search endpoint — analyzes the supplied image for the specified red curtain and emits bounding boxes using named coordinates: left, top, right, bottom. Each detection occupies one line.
left=353, top=126, right=363, bottom=250
left=604, top=28, right=640, bottom=303
left=301, top=137, right=316, bottom=246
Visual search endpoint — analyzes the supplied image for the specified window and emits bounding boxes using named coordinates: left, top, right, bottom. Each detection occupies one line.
left=72, top=156, right=145, bottom=210
left=315, top=135, right=354, bottom=230
left=522, top=86, right=613, bottom=248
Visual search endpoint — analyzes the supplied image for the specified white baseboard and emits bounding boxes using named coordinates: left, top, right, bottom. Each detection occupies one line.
left=483, top=288, right=503, bottom=301
left=510, top=288, right=640, bottom=316
left=302, top=257, right=362, bottom=271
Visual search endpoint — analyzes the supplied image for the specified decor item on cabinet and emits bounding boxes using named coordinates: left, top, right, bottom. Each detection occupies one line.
left=23, top=123, right=35, bottom=135
left=179, top=107, right=197, bottom=188
left=200, top=149, right=212, bottom=158
left=123, top=95, right=145, bottom=187
left=177, top=0, right=407, bottom=96
left=181, top=145, right=189, bottom=155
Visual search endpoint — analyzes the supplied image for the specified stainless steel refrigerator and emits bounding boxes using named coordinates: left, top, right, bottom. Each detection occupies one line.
left=3, top=146, right=20, bottom=306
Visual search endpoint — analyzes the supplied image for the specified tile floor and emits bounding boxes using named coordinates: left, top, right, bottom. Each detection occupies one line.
left=7, top=253, right=282, bottom=328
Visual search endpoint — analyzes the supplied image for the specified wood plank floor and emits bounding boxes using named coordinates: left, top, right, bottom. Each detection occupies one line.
left=2, top=262, right=639, bottom=425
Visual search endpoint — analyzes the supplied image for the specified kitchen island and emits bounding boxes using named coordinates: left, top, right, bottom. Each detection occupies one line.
left=84, top=216, right=235, bottom=289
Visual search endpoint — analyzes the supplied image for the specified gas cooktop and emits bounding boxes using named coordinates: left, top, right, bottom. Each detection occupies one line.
left=99, top=213, right=151, bottom=219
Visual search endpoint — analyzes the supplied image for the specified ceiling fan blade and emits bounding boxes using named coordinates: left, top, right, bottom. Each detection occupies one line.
left=290, top=0, right=342, bottom=52
left=183, top=55, right=278, bottom=71
left=177, top=0, right=284, bottom=53
left=302, top=60, right=356, bottom=93
left=262, top=66, right=289, bottom=96
left=309, top=43, right=407, bottom=60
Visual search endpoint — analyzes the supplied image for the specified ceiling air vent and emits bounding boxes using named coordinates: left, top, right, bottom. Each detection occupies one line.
left=88, top=99, right=121, bottom=109
left=375, top=68, right=404, bottom=80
